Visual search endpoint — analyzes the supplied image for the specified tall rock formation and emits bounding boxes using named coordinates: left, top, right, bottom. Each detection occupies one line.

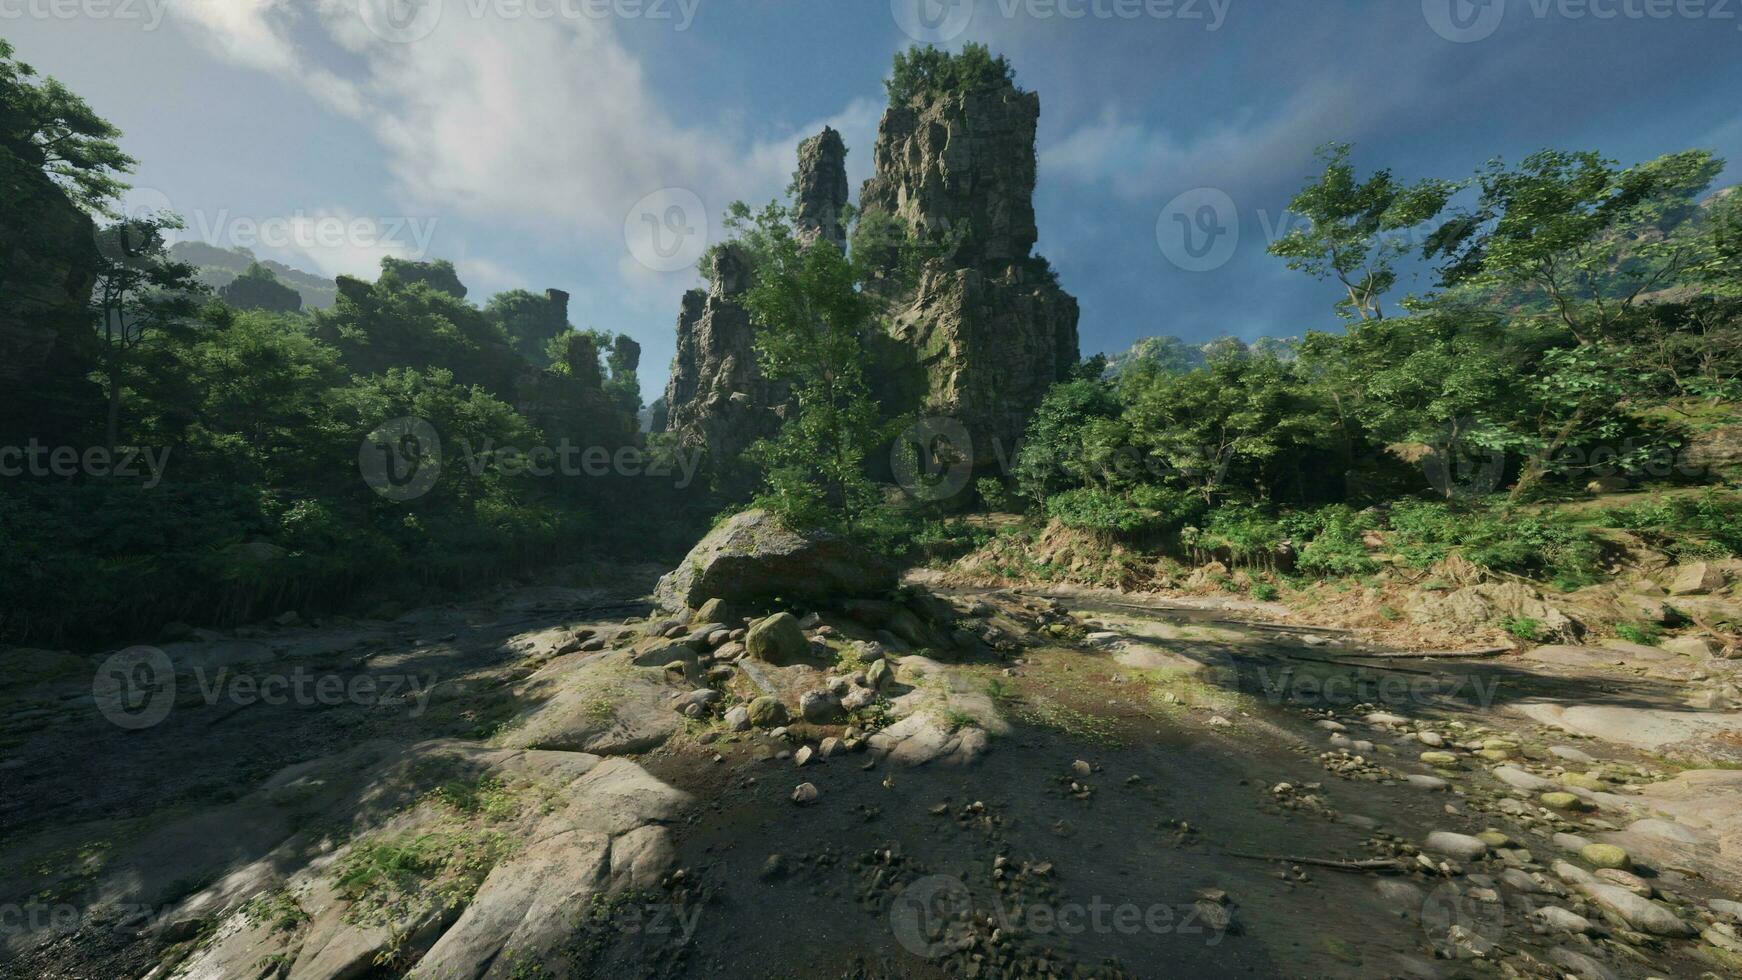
left=661, top=244, right=786, bottom=459
left=793, top=127, right=849, bottom=252
left=660, top=72, right=1080, bottom=478
left=859, top=74, right=1080, bottom=467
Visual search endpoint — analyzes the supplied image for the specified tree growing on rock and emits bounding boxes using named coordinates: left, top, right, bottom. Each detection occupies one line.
left=719, top=200, right=887, bottom=534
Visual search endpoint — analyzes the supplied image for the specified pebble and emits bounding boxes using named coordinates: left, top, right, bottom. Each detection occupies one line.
left=1594, top=868, right=1651, bottom=897
left=1493, top=766, right=1557, bottom=792
left=1547, top=948, right=1616, bottom=980
left=1553, top=832, right=1594, bottom=853
left=1579, top=843, right=1631, bottom=870
left=1416, top=731, right=1445, bottom=747
left=1540, top=791, right=1592, bottom=811
left=1533, top=906, right=1596, bottom=934
left=1419, top=751, right=1460, bottom=768
left=1424, top=831, right=1488, bottom=862
left=1581, top=883, right=1695, bottom=937
left=794, top=746, right=816, bottom=767
left=1405, top=774, right=1449, bottom=792
left=1549, top=745, right=1597, bottom=764
left=791, top=783, right=819, bottom=805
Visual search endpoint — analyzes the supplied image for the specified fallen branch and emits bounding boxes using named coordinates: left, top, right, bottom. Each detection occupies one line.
left=1221, top=851, right=1404, bottom=873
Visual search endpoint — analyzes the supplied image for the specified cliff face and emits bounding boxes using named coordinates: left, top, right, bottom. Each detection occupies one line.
left=661, top=244, right=787, bottom=459
left=860, top=81, right=1080, bottom=466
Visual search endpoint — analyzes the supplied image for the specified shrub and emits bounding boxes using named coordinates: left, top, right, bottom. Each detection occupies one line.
left=1046, top=488, right=1154, bottom=536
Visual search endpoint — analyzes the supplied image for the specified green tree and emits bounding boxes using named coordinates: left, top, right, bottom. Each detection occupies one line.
left=726, top=201, right=886, bottom=533
left=219, top=262, right=302, bottom=314
left=885, top=43, right=1017, bottom=105
left=92, top=212, right=208, bottom=453
left=1268, top=142, right=1456, bottom=321
left=1427, top=149, right=1722, bottom=343
left=0, top=38, right=134, bottom=213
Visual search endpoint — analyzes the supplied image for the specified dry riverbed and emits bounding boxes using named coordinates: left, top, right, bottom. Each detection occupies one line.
left=3, top=573, right=1742, bottom=979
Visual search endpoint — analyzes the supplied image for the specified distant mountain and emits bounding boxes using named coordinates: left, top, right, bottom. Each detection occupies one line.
left=170, top=242, right=337, bottom=310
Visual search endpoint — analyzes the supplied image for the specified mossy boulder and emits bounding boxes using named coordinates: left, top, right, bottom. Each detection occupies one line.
left=746, top=613, right=809, bottom=665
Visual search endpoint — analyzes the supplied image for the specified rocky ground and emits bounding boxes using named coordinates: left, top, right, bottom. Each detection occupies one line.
left=4, top=561, right=1742, bottom=977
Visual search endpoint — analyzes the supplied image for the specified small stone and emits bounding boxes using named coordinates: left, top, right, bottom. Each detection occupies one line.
left=1579, top=844, right=1631, bottom=870
left=799, top=690, right=843, bottom=724
left=1424, top=831, right=1488, bottom=862
left=791, top=782, right=819, bottom=805
left=747, top=696, right=790, bottom=728
left=1405, top=774, right=1449, bottom=791
left=1550, top=745, right=1597, bottom=764
left=1540, top=791, right=1592, bottom=811
left=1476, top=830, right=1513, bottom=848
left=1420, top=751, right=1460, bottom=768
left=794, top=746, right=816, bottom=767
left=1560, top=772, right=1606, bottom=792
left=724, top=706, right=751, bottom=732
left=819, top=736, right=842, bottom=759
left=759, top=853, right=786, bottom=880
left=1493, top=765, right=1557, bottom=792
left=1594, top=868, right=1651, bottom=897
left=1532, top=906, right=1596, bottom=934
left=1072, top=759, right=1092, bottom=777
left=1416, top=731, right=1445, bottom=747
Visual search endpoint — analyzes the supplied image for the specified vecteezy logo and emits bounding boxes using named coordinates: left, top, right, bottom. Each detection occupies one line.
left=359, top=417, right=442, bottom=501
left=1422, top=417, right=1505, bottom=499
left=624, top=188, right=709, bottom=273
left=889, top=874, right=974, bottom=959
left=358, top=0, right=444, bottom=44
left=1157, top=188, right=1239, bottom=273
left=96, top=186, right=177, bottom=266
left=891, top=417, right=975, bottom=503
left=1422, top=0, right=1506, bottom=42
left=891, top=0, right=974, bottom=43
left=93, top=646, right=175, bottom=730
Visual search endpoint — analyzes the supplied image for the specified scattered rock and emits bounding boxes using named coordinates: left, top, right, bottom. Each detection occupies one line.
left=791, top=782, right=819, bottom=806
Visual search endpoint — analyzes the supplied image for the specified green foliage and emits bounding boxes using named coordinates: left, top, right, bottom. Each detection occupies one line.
left=1286, top=506, right=1379, bottom=577
left=722, top=200, right=890, bottom=536
left=1603, top=490, right=1742, bottom=557
left=1503, top=617, right=1544, bottom=641
left=1269, top=142, right=1457, bottom=321
left=976, top=478, right=1011, bottom=512
left=885, top=43, right=1017, bottom=105
left=1250, top=582, right=1280, bottom=602
left=1045, top=488, right=1154, bottom=536
left=1615, top=621, right=1663, bottom=646
left=0, top=38, right=135, bottom=212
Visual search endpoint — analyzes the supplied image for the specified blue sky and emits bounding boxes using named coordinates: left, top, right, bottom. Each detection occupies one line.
left=9, top=0, right=1742, bottom=402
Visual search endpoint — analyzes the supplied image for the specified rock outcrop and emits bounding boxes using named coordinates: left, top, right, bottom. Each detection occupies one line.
left=660, top=244, right=786, bottom=460
left=661, top=75, right=1080, bottom=474
left=860, top=75, right=1080, bottom=467
left=793, top=126, right=849, bottom=252
left=653, top=508, right=897, bottom=614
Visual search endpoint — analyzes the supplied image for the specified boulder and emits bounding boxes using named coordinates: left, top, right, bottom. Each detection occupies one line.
left=799, top=690, right=843, bottom=724
left=1669, top=562, right=1726, bottom=597
left=746, top=696, right=789, bottom=728
left=654, top=509, right=896, bottom=613
left=746, top=613, right=809, bottom=665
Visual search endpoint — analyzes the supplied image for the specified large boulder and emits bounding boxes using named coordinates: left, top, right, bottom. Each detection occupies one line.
left=654, top=509, right=897, bottom=613
left=745, top=612, right=809, bottom=665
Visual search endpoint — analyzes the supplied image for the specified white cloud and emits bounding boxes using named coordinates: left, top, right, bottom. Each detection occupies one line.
left=1041, top=79, right=1400, bottom=201
left=167, top=2, right=883, bottom=323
